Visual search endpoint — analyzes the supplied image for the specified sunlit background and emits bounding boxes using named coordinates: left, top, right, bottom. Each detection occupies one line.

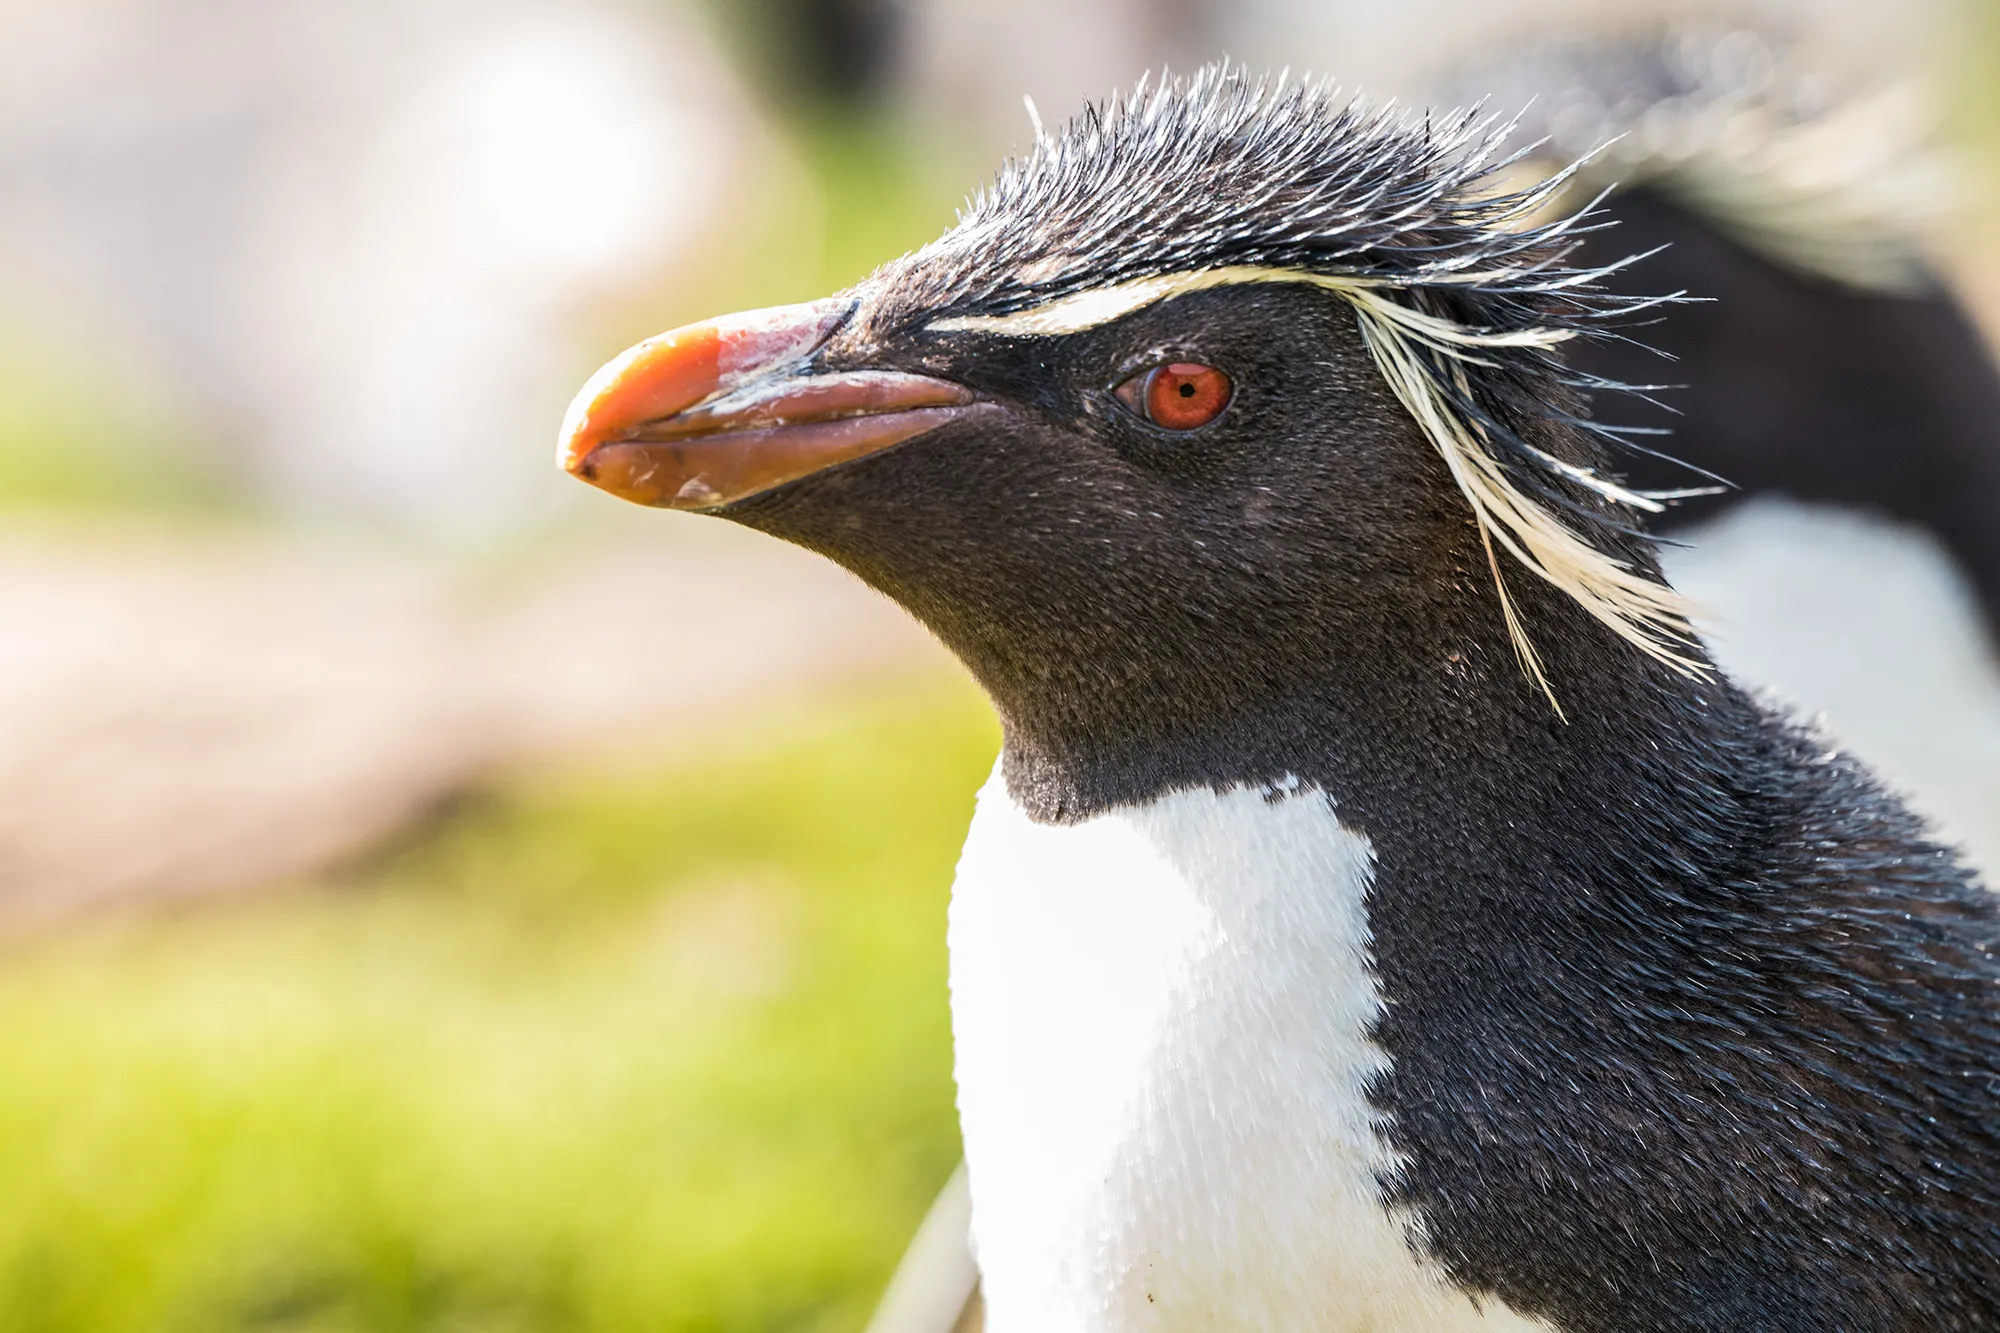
left=1, top=1, right=1997, bottom=1328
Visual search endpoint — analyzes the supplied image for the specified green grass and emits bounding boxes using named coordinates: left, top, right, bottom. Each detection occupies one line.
left=0, top=677, right=997, bottom=1333
left=1947, top=0, right=2000, bottom=210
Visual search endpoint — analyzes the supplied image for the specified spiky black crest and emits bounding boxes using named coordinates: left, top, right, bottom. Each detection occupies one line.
left=871, top=66, right=1704, bottom=702
left=878, top=64, right=1663, bottom=331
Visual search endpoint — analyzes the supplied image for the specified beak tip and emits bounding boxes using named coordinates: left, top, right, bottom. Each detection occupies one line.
left=559, top=439, right=595, bottom=478
left=557, top=387, right=600, bottom=477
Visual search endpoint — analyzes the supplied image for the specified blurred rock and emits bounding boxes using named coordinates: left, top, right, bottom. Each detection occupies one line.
left=0, top=519, right=945, bottom=932
left=714, top=0, right=909, bottom=109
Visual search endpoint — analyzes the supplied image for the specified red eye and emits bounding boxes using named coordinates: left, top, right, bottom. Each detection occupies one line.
left=1114, top=362, right=1233, bottom=431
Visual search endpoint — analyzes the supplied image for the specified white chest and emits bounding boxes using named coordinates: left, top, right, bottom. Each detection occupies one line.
left=947, top=766, right=1551, bottom=1333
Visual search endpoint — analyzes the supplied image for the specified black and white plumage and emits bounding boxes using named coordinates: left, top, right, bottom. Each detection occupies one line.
left=562, top=68, right=2000, bottom=1333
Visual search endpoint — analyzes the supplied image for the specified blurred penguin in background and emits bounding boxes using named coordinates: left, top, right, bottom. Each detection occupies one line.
left=1468, top=27, right=2000, bottom=594
left=1444, top=25, right=2000, bottom=880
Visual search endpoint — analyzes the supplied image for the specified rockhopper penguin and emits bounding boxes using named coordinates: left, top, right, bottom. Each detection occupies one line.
left=559, top=70, right=2000, bottom=1332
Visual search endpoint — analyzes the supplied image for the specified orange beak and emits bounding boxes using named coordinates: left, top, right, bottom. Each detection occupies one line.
left=558, top=298, right=975, bottom=509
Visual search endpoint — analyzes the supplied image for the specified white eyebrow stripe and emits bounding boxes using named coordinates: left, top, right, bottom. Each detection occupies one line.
left=923, top=264, right=1576, bottom=347
left=924, top=265, right=1368, bottom=335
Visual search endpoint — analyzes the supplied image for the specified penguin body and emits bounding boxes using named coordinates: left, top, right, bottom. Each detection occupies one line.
left=947, top=625, right=2000, bottom=1333
left=560, top=68, right=2000, bottom=1331
left=951, top=771, right=1554, bottom=1331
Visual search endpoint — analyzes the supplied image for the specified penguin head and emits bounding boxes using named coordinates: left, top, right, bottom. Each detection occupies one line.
left=560, top=69, right=1703, bottom=745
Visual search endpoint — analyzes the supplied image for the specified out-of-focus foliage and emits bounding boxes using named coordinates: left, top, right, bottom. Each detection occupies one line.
left=1962, top=0, right=2000, bottom=172
left=0, top=678, right=995, bottom=1333
left=0, top=325, right=223, bottom=514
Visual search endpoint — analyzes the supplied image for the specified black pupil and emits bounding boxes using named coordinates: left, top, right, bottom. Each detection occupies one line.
left=1178, top=381, right=1195, bottom=397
